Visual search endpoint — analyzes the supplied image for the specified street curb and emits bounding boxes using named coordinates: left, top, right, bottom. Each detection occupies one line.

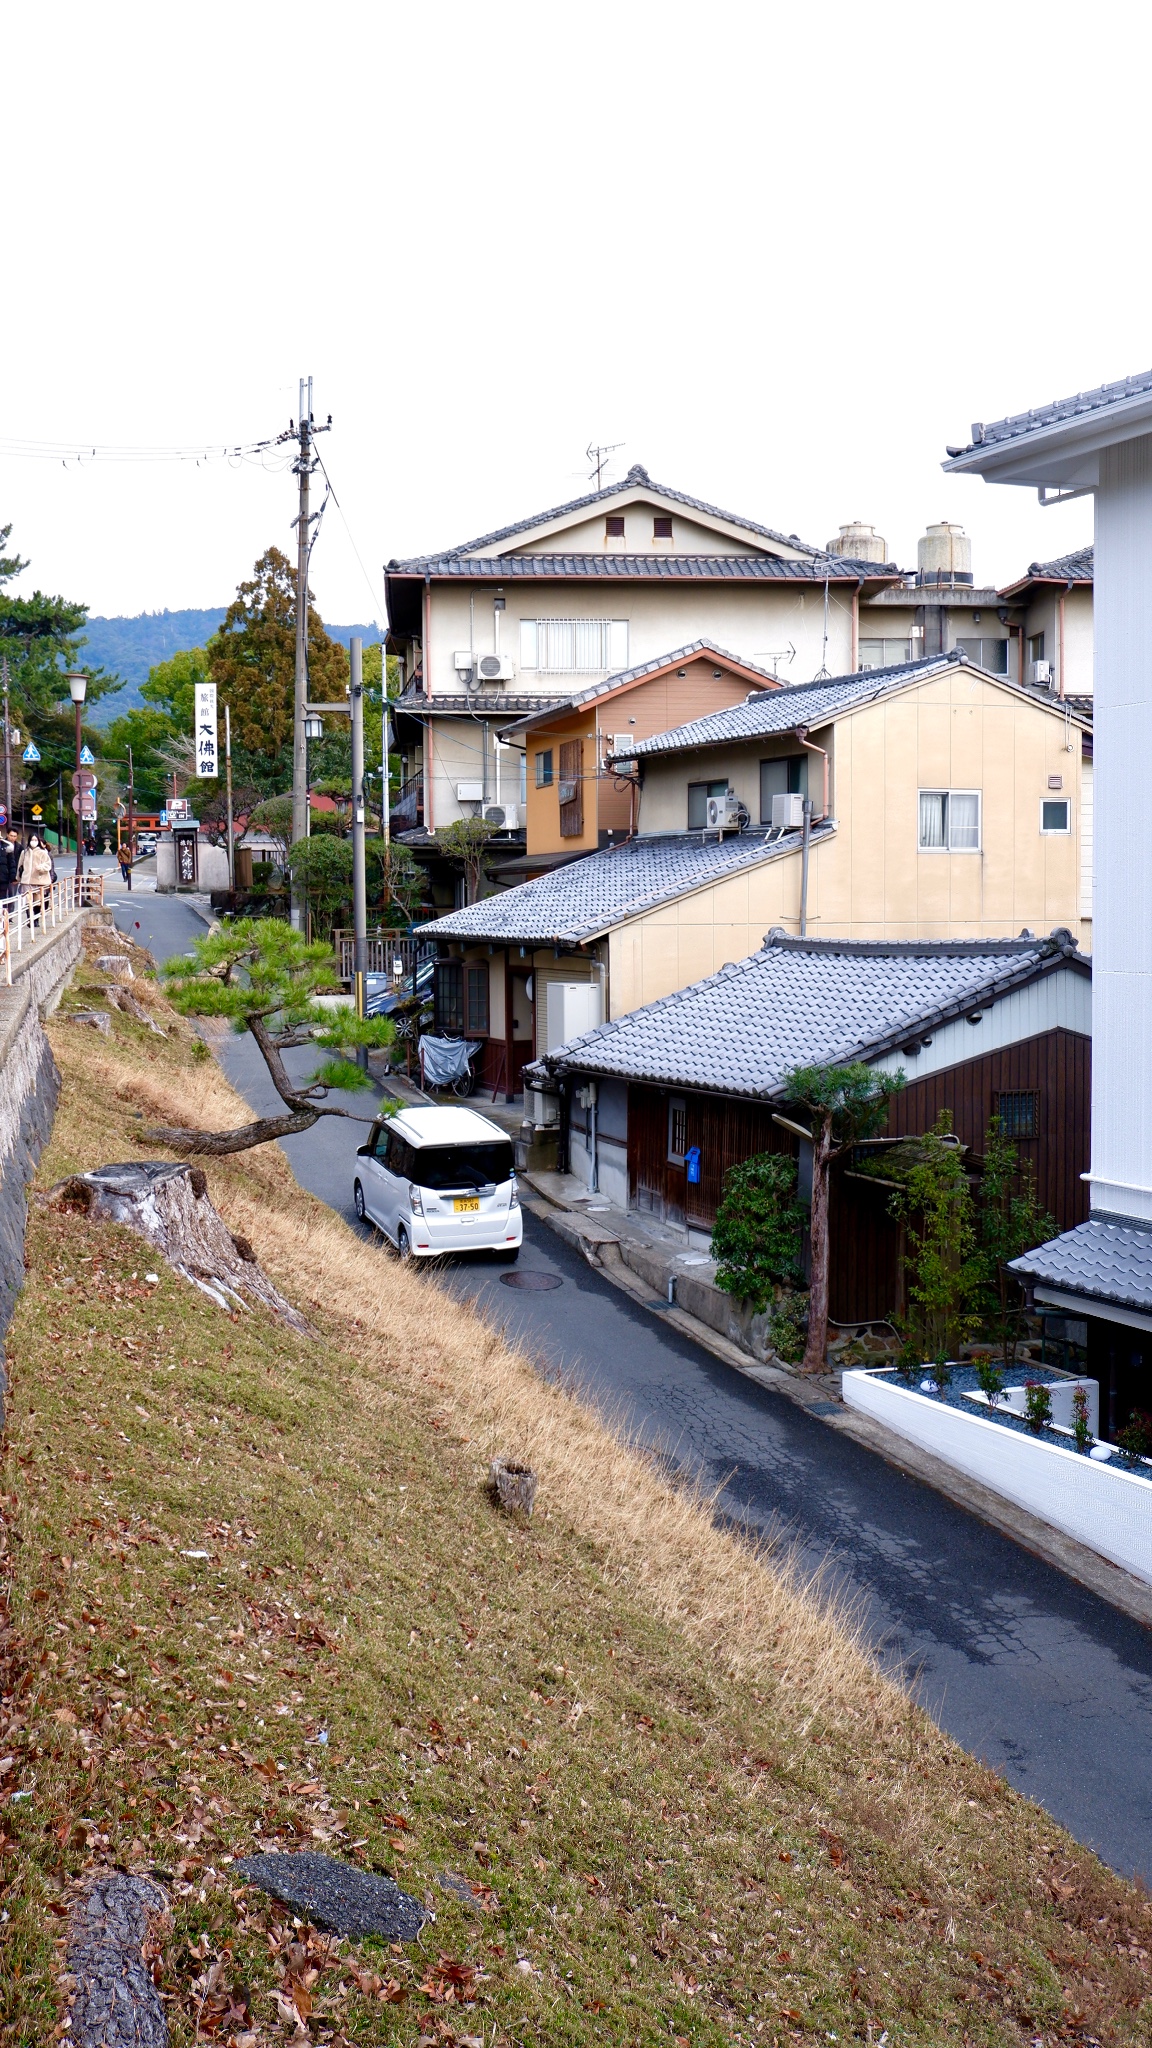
left=520, top=1190, right=1152, bottom=1634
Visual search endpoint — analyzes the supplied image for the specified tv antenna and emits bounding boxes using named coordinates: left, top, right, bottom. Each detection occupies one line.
left=586, top=440, right=624, bottom=489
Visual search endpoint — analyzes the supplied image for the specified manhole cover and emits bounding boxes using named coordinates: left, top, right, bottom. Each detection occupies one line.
left=500, top=1270, right=563, bottom=1291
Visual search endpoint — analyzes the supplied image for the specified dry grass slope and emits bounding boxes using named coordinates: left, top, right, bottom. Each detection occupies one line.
left=0, top=935, right=1149, bottom=2046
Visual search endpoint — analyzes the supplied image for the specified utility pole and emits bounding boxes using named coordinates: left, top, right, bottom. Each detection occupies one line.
left=1, top=656, right=11, bottom=827
left=126, top=745, right=135, bottom=890
left=382, top=661, right=391, bottom=855
left=291, top=378, right=313, bottom=931
left=350, top=639, right=367, bottom=1050
left=224, top=703, right=234, bottom=890
left=287, top=377, right=331, bottom=930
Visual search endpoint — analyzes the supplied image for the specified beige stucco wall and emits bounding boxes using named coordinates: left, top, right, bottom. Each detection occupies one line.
left=639, top=733, right=818, bottom=833
left=1020, top=587, right=1094, bottom=695
left=606, top=671, right=1086, bottom=1012
left=425, top=580, right=856, bottom=702
left=425, top=718, right=523, bottom=832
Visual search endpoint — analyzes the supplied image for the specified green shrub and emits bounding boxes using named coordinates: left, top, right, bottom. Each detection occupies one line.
left=888, top=1113, right=980, bottom=1368
left=975, top=1356, right=1005, bottom=1409
left=768, top=1293, right=809, bottom=1365
left=711, top=1152, right=806, bottom=1315
left=1024, top=1380, right=1052, bottom=1434
left=1071, top=1385, right=1093, bottom=1454
left=1118, top=1409, right=1152, bottom=1459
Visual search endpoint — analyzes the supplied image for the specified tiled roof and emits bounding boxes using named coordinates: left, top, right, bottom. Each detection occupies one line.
left=530, top=930, right=1084, bottom=1098
left=622, top=651, right=1090, bottom=759
left=1011, top=1218, right=1152, bottom=1318
left=497, top=640, right=778, bottom=734
left=417, top=825, right=830, bottom=947
left=385, top=552, right=895, bottom=582
left=1000, top=547, right=1093, bottom=595
left=945, top=370, right=1152, bottom=463
left=391, top=465, right=829, bottom=565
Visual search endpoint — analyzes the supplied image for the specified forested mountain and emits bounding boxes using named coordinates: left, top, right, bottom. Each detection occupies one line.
left=81, top=608, right=384, bottom=722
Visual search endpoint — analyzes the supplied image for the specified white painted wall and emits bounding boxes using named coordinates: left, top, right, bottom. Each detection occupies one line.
left=843, top=1369, right=1152, bottom=1585
left=1086, top=435, right=1152, bottom=1222
left=871, top=963, right=1091, bottom=1083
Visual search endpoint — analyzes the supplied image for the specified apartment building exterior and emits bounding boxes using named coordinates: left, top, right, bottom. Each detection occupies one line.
left=384, top=467, right=903, bottom=839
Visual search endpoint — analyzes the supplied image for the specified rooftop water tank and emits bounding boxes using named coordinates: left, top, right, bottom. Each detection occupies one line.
left=918, top=521, right=973, bottom=585
left=827, top=521, right=887, bottom=562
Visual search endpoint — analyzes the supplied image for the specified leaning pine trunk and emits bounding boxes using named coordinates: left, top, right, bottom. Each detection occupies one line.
left=802, top=1116, right=833, bottom=1374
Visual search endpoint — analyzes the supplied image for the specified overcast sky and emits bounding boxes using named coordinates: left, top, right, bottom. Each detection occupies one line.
left=3, top=1, right=1142, bottom=629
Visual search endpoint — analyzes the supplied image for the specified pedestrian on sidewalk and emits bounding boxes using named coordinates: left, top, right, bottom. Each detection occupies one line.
left=0, top=829, right=21, bottom=899
left=17, top=831, right=53, bottom=929
left=118, top=841, right=133, bottom=890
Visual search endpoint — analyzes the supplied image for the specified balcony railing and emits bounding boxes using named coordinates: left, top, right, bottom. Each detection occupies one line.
left=333, top=929, right=437, bottom=984
left=390, top=772, right=424, bottom=831
left=0, top=873, right=105, bottom=985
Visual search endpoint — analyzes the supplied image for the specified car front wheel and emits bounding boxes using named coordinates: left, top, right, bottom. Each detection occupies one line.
left=353, top=1179, right=367, bottom=1223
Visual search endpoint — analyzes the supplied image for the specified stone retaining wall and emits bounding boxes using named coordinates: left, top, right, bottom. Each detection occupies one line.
left=0, top=911, right=94, bottom=1342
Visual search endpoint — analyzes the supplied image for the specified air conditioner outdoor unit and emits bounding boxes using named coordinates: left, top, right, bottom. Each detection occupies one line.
left=483, top=803, right=520, bottom=829
left=706, top=790, right=746, bottom=832
left=1030, top=659, right=1054, bottom=685
left=473, top=653, right=515, bottom=683
left=456, top=781, right=484, bottom=802
left=771, top=791, right=806, bottom=830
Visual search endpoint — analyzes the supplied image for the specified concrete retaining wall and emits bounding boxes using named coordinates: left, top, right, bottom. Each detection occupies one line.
left=843, top=1367, right=1152, bottom=1586
left=0, top=911, right=92, bottom=1341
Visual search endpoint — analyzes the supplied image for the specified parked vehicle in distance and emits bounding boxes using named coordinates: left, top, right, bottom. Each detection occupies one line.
left=135, top=832, right=157, bottom=855
left=353, top=1104, right=521, bottom=1262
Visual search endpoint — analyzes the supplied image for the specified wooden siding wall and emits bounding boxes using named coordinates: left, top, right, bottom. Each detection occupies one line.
left=627, top=1085, right=793, bottom=1228
left=885, top=1027, right=1090, bottom=1231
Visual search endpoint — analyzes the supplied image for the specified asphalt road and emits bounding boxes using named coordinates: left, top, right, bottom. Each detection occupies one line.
left=115, top=893, right=1152, bottom=1882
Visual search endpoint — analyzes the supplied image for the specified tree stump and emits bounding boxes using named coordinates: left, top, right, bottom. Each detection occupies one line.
left=64, top=1871, right=170, bottom=2048
left=489, top=1456, right=537, bottom=1517
left=96, top=954, right=135, bottom=981
left=44, top=1161, right=309, bottom=1331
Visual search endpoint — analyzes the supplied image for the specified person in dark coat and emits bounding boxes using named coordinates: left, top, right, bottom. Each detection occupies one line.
left=1, top=830, right=21, bottom=896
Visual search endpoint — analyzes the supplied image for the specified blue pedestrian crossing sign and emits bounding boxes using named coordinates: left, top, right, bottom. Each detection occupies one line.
left=79, top=744, right=96, bottom=766
left=21, top=741, right=40, bottom=763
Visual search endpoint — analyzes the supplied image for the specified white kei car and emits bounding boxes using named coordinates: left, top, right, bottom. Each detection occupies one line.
left=353, top=1105, right=521, bottom=1263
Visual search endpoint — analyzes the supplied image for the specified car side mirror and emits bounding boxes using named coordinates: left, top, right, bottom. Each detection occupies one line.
left=355, top=1143, right=371, bottom=1157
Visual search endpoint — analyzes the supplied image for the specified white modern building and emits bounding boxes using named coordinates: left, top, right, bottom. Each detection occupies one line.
left=945, top=370, right=1152, bottom=1437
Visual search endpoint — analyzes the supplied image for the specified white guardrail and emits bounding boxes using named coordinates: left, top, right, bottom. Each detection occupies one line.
left=0, top=873, right=105, bottom=985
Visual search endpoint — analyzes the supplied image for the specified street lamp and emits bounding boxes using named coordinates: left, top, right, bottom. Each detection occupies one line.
left=66, top=671, right=87, bottom=880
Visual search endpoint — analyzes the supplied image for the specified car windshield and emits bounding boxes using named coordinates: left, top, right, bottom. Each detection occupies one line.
left=409, top=1141, right=513, bottom=1192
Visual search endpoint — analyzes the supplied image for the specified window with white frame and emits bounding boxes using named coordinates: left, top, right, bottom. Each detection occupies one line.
left=1041, top=797, right=1071, bottom=833
left=918, top=789, right=981, bottom=851
left=519, top=618, right=629, bottom=673
left=858, top=637, right=917, bottom=670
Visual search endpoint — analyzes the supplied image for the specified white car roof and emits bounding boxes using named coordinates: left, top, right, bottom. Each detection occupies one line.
left=386, top=1105, right=511, bottom=1148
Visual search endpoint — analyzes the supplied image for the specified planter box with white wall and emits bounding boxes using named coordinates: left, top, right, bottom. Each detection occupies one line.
left=842, top=1368, right=1152, bottom=1586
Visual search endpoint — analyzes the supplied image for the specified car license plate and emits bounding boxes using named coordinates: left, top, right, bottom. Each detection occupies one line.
left=454, top=1197, right=480, bottom=1213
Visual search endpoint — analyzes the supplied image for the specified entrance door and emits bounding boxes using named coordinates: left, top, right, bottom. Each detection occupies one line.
left=509, top=970, right=534, bottom=1095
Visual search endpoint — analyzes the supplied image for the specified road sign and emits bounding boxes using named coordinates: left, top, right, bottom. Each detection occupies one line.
left=0, top=807, right=6, bottom=826
left=79, top=744, right=96, bottom=767
left=31, top=804, right=42, bottom=817
left=72, top=769, right=97, bottom=791
left=72, top=795, right=97, bottom=819
left=21, top=741, right=40, bottom=763
left=195, top=680, right=218, bottom=778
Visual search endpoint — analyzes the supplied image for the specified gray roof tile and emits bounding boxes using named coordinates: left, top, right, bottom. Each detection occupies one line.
left=623, top=652, right=1090, bottom=759
left=1011, top=1218, right=1152, bottom=1318
left=498, top=640, right=779, bottom=733
left=1000, top=547, right=1093, bottom=593
left=386, top=552, right=894, bottom=582
left=946, top=371, right=1152, bottom=463
left=531, top=931, right=1085, bottom=1098
left=392, top=465, right=830, bottom=565
left=418, top=826, right=829, bottom=947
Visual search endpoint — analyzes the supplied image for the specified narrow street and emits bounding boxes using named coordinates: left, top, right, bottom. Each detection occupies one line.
left=115, top=892, right=1152, bottom=1883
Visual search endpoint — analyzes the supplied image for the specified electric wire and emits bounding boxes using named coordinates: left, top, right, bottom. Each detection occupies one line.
left=0, top=432, right=296, bottom=469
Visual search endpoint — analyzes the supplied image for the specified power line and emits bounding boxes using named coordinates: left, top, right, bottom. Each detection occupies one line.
left=0, top=432, right=295, bottom=469
left=313, top=449, right=387, bottom=625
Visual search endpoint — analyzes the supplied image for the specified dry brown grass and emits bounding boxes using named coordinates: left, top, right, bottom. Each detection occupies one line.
left=1, top=941, right=1149, bottom=2046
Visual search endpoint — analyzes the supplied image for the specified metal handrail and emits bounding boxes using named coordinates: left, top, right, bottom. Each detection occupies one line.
left=0, top=872, right=105, bottom=985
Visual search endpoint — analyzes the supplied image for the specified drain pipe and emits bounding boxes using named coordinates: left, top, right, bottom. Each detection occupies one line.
left=588, top=1079, right=599, bottom=1193
left=799, top=798, right=813, bottom=935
